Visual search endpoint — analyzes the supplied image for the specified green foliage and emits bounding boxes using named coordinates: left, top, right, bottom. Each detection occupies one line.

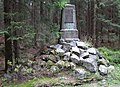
left=53, top=0, right=69, bottom=9
left=113, top=0, right=120, bottom=9
left=3, top=78, right=37, bottom=87
left=98, top=18, right=120, bottom=29
left=39, top=23, right=60, bottom=44
left=98, top=47, right=120, bottom=65
left=0, top=21, right=35, bottom=46
left=97, top=0, right=120, bottom=29
left=98, top=67, right=120, bottom=86
left=106, top=67, right=120, bottom=85
left=49, top=23, right=61, bottom=38
left=9, top=21, right=35, bottom=41
left=3, top=77, right=57, bottom=87
left=0, top=30, right=8, bottom=35
left=7, top=59, right=34, bottom=74
left=0, top=21, right=35, bottom=42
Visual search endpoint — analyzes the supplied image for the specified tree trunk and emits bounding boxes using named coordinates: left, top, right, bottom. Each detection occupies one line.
left=4, top=0, right=13, bottom=72
left=93, top=0, right=97, bottom=46
left=13, top=0, right=20, bottom=64
left=33, top=0, right=37, bottom=46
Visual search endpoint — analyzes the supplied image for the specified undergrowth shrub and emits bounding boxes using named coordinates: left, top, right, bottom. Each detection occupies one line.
left=98, top=47, right=120, bottom=65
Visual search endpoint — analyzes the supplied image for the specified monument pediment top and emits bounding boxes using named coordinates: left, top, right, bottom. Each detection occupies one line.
left=65, top=4, right=75, bottom=7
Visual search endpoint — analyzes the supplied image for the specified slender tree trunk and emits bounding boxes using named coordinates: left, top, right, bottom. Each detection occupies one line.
left=31, top=0, right=37, bottom=46
left=118, top=29, right=120, bottom=49
left=93, top=0, right=97, bottom=46
left=58, top=9, right=63, bottom=44
left=12, top=0, right=20, bottom=64
left=4, top=0, right=13, bottom=72
left=88, top=0, right=92, bottom=41
left=31, top=0, right=40, bottom=47
left=76, top=0, right=81, bottom=40
left=86, top=0, right=89, bottom=41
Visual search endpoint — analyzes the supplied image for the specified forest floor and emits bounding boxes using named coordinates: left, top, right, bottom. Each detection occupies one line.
left=0, top=66, right=120, bottom=87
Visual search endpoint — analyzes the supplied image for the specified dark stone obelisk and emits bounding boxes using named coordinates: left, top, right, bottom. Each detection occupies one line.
left=60, top=4, right=79, bottom=43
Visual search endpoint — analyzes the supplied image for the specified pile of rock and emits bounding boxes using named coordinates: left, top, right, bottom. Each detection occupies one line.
left=39, top=41, right=114, bottom=80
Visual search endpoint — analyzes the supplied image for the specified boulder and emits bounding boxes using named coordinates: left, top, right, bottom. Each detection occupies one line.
left=80, top=57, right=97, bottom=73
left=56, top=60, right=65, bottom=68
left=56, top=48, right=65, bottom=54
left=96, top=50, right=105, bottom=59
left=69, top=41, right=77, bottom=47
left=70, top=62, right=76, bottom=69
left=50, top=66, right=59, bottom=73
left=70, top=54, right=80, bottom=64
left=84, top=71, right=102, bottom=81
left=62, top=44, right=71, bottom=52
left=98, top=58, right=109, bottom=66
left=71, top=46, right=80, bottom=56
left=99, top=65, right=108, bottom=75
left=56, top=48, right=65, bottom=57
left=63, top=52, right=71, bottom=61
left=64, top=52, right=71, bottom=61
left=4, top=73, right=12, bottom=80
left=48, top=55, right=57, bottom=62
left=80, top=51, right=89, bottom=59
left=50, top=50, right=56, bottom=55
left=49, top=44, right=62, bottom=49
left=47, top=60, right=54, bottom=67
left=64, top=61, right=71, bottom=68
left=60, top=39, right=65, bottom=44
left=74, top=68, right=86, bottom=80
left=76, top=41, right=87, bottom=49
left=87, top=48, right=97, bottom=55
left=40, top=61, right=46, bottom=67
left=108, top=65, right=115, bottom=73
left=64, top=52, right=71, bottom=57
left=89, top=54, right=98, bottom=60
left=63, top=55, right=70, bottom=61
left=39, top=55, right=49, bottom=62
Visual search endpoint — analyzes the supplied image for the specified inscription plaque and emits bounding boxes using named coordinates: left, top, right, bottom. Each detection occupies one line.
left=64, top=8, right=73, bottom=23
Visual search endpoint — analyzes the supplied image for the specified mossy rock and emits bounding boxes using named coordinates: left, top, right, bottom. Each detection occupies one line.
left=72, top=66, right=101, bottom=81
left=40, top=61, right=47, bottom=67
left=50, top=66, right=60, bottom=73
left=57, top=52, right=64, bottom=57
left=56, top=60, right=65, bottom=68
left=48, top=55, right=56, bottom=62
left=50, top=50, right=56, bottom=55
left=70, top=62, right=76, bottom=70
left=47, top=60, right=55, bottom=67
left=98, top=58, right=109, bottom=66
left=84, top=71, right=102, bottom=81
left=64, top=61, right=71, bottom=69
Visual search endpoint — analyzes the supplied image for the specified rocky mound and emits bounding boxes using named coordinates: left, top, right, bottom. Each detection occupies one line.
left=38, top=41, right=114, bottom=80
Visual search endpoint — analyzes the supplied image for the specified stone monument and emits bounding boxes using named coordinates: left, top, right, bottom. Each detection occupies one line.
left=60, top=4, right=79, bottom=42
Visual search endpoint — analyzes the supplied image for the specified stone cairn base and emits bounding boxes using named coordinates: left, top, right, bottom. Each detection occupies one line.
left=39, top=40, right=115, bottom=80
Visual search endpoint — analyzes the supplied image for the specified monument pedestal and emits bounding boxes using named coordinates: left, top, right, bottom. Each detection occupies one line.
left=60, top=29, right=79, bottom=42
